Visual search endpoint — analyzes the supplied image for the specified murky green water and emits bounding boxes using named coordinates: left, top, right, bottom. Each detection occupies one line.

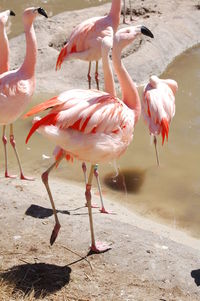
left=0, top=0, right=110, bottom=38
left=1, top=1, right=200, bottom=238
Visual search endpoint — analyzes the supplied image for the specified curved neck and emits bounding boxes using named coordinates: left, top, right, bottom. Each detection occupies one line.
left=20, top=22, right=37, bottom=78
left=0, top=27, right=9, bottom=73
left=112, top=44, right=141, bottom=123
left=101, top=40, right=116, bottom=97
left=108, top=0, right=121, bottom=32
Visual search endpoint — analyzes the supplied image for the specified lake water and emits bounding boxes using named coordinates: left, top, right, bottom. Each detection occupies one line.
left=1, top=1, right=200, bottom=238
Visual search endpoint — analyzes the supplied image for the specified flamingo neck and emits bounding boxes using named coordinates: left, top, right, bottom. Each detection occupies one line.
left=112, top=45, right=141, bottom=123
left=101, top=39, right=116, bottom=97
left=108, top=0, right=121, bottom=32
left=0, top=27, right=9, bottom=73
left=20, top=22, right=37, bottom=78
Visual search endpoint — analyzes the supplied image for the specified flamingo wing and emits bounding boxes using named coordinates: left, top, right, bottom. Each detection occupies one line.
left=56, top=16, right=111, bottom=69
left=26, top=89, right=135, bottom=144
left=142, top=82, right=176, bottom=144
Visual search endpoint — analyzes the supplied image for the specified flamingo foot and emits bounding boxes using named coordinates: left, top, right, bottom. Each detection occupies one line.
left=99, top=207, right=115, bottom=214
left=50, top=223, right=61, bottom=245
left=5, top=172, right=17, bottom=179
left=85, top=202, right=99, bottom=209
left=90, top=241, right=111, bottom=254
left=20, top=173, right=35, bottom=181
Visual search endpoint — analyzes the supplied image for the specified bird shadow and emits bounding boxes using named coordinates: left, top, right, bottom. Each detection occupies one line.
left=191, top=269, right=200, bottom=286
left=104, top=168, right=146, bottom=194
left=0, top=262, right=71, bottom=299
left=25, top=204, right=70, bottom=219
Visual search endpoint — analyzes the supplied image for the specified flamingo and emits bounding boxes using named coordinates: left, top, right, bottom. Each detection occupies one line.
left=0, top=10, right=15, bottom=74
left=142, top=75, right=178, bottom=166
left=56, top=0, right=121, bottom=90
left=0, top=9, right=16, bottom=178
left=123, top=0, right=133, bottom=24
left=25, top=25, right=154, bottom=253
left=0, top=7, right=48, bottom=180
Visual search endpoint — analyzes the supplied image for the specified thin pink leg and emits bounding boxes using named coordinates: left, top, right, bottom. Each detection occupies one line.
left=2, top=125, right=17, bottom=178
left=86, top=165, right=111, bottom=254
left=9, top=124, right=34, bottom=180
left=87, top=62, right=92, bottom=89
left=41, top=155, right=64, bottom=245
left=153, top=135, right=160, bottom=167
left=95, top=61, right=99, bottom=90
left=82, top=162, right=98, bottom=209
left=94, top=165, right=113, bottom=214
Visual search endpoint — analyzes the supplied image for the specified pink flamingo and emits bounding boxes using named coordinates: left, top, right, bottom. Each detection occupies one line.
left=0, top=9, right=16, bottom=178
left=0, top=10, right=15, bottom=74
left=142, top=75, right=178, bottom=166
left=56, top=0, right=121, bottom=90
left=25, top=25, right=154, bottom=253
left=0, top=7, right=48, bottom=180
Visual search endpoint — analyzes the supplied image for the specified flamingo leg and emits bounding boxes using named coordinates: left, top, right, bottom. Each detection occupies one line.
left=9, top=124, right=34, bottom=180
left=94, top=164, right=113, bottom=214
left=129, top=0, right=133, bottom=21
left=87, top=61, right=92, bottom=89
left=41, top=154, right=64, bottom=245
left=95, top=61, right=99, bottom=90
left=82, top=162, right=98, bottom=209
left=123, top=0, right=126, bottom=24
left=153, top=135, right=160, bottom=167
left=2, top=125, right=17, bottom=178
left=85, top=165, right=111, bottom=253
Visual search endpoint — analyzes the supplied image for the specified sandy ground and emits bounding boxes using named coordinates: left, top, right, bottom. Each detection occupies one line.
left=1, top=0, right=200, bottom=300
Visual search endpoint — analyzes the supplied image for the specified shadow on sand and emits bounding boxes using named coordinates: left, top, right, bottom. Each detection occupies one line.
left=0, top=262, right=71, bottom=299
left=191, top=269, right=200, bottom=286
left=25, top=204, right=70, bottom=219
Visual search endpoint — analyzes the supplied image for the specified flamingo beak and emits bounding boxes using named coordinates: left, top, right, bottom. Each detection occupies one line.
left=141, top=26, right=154, bottom=38
left=37, top=7, right=48, bottom=18
left=10, top=10, right=15, bottom=16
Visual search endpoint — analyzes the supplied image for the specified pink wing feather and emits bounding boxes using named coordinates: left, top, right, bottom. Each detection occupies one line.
left=142, top=78, right=176, bottom=144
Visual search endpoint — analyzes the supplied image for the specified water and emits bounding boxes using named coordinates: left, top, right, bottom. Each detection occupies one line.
left=0, top=0, right=110, bottom=38
left=1, top=1, right=200, bottom=238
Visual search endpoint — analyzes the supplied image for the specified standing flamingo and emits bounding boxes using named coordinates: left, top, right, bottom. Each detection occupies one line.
left=0, top=9, right=16, bottom=178
left=56, top=0, right=121, bottom=90
left=142, top=75, right=178, bottom=166
left=0, top=7, right=48, bottom=180
left=25, top=25, right=154, bottom=253
left=0, top=10, right=15, bottom=74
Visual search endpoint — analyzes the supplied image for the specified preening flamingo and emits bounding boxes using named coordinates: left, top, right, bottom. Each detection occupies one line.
left=56, top=0, right=121, bottom=90
left=0, top=7, right=48, bottom=180
left=142, top=75, right=178, bottom=166
left=25, top=25, right=154, bottom=253
left=0, top=9, right=16, bottom=178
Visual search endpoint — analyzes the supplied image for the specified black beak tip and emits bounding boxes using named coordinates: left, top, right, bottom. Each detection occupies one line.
left=38, top=7, right=48, bottom=18
left=10, top=10, right=15, bottom=16
left=141, top=26, right=154, bottom=38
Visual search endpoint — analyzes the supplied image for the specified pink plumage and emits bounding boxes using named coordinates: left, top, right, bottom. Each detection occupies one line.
left=25, top=89, right=135, bottom=164
left=56, top=0, right=121, bottom=89
left=142, top=75, right=178, bottom=165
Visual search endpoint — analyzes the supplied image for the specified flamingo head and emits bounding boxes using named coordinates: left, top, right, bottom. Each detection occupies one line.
left=0, top=10, right=15, bottom=28
left=22, top=7, right=48, bottom=26
left=149, top=75, right=178, bottom=95
left=114, top=25, right=154, bottom=51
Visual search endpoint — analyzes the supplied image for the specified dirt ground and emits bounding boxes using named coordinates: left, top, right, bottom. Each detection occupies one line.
left=1, top=0, right=200, bottom=300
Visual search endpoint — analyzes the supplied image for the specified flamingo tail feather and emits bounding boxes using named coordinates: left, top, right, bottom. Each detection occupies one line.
left=161, top=118, right=169, bottom=145
left=26, top=113, right=57, bottom=144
